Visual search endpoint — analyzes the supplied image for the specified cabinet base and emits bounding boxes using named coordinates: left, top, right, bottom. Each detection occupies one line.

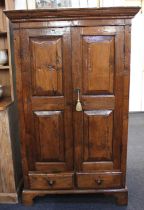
left=22, top=187, right=128, bottom=206
left=0, top=193, right=19, bottom=204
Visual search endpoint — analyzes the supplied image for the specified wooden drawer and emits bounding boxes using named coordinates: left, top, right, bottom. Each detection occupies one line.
left=77, top=172, right=122, bottom=189
left=29, top=173, right=74, bottom=190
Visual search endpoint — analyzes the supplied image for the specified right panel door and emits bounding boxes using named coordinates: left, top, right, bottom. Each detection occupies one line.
left=72, top=26, right=125, bottom=189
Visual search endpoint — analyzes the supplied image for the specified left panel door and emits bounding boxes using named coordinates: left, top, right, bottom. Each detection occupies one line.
left=20, top=27, right=74, bottom=188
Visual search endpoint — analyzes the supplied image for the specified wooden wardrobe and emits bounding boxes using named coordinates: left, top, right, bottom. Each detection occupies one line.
left=5, top=7, right=139, bottom=205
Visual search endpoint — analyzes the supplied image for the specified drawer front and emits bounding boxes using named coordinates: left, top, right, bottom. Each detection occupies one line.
left=29, top=173, right=74, bottom=190
left=77, top=172, right=122, bottom=189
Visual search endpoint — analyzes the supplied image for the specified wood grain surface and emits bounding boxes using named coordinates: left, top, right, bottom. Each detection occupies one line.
left=5, top=7, right=140, bottom=206
left=0, top=110, right=15, bottom=193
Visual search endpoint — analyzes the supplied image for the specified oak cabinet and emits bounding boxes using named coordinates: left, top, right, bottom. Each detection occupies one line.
left=5, top=7, right=139, bottom=205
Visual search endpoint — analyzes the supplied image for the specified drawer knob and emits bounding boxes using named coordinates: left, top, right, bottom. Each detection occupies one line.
left=47, top=180, right=55, bottom=186
left=95, top=179, right=103, bottom=185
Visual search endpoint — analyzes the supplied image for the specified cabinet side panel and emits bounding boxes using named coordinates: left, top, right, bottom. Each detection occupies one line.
left=13, top=28, right=30, bottom=188
left=9, top=23, right=23, bottom=190
left=121, top=25, right=131, bottom=186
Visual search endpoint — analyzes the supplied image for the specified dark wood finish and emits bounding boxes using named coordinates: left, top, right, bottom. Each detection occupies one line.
left=72, top=25, right=125, bottom=180
left=121, top=25, right=131, bottom=186
left=22, top=188, right=128, bottom=206
left=17, top=27, right=73, bottom=177
left=83, top=110, right=113, bottom=162
left=5, top=7, right=140, bottom=21
left=82, top=29, right=114, bottom=95
left=34, top=111, right=65, bottom=162
left=5, top=7, right=140, bottom=206
left=114, top=190, right=128, bottom=205
left=29, top=172, right=74, bottom=190
left=77, top=172, right=122, bottom=189
left=31, top=36, right=63, bottom=96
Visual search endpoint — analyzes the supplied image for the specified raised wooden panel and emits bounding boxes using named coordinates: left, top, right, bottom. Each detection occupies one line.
left=82, top=35, right=114, bottom=94
left=83, top=110, right=113, bottom=161
left=30, top=36, right=63, bottom=96
left=34, top=111, right=64, bottom=162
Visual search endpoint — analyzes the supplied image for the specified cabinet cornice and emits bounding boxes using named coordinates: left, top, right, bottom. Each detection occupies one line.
left=5, top=7, right=140, bottom=23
